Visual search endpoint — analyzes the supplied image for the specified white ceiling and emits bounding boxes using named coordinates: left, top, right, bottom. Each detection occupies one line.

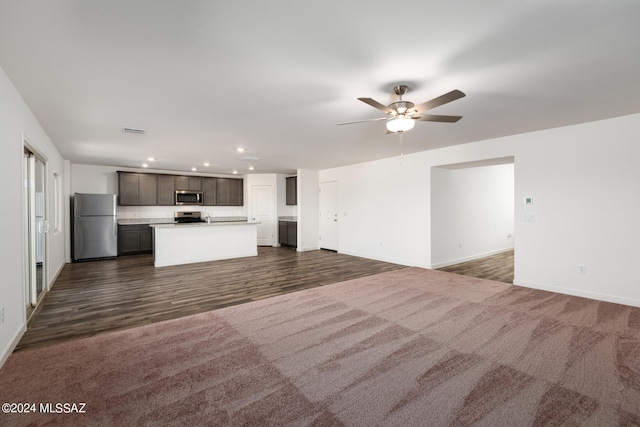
left=1, top=1, right=639, bottom=175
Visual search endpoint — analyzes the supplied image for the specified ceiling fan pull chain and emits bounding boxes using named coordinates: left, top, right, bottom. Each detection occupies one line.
left=399, top=132, right=404, bottom=165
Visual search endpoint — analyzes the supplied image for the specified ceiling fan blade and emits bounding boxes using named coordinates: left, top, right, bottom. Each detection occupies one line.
left=416, top=114, right=463, bottom=123
left=412, top=90, right=466, bottom=113
left=357, top=98, right=394, bottom=114
left=337, top=117, right=389, bottom=125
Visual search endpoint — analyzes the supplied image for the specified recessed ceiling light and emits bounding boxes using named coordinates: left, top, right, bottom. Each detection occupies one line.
left=249, top=166, right=254, bottom=170
left=203, top=162, right=210, bottom=167
left=191, top=167, right=197, bottom=171
left=142, top=163, right=149, bottom=168
left=232, top=170, right=238, bottom=174
left=236, top=147, right=245, bottom=153
left=147, top=157, right=155, bottom=162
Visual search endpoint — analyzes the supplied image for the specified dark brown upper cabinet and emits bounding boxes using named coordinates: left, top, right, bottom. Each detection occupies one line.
left=157, top=175, right=175, bottom=206
left=118, top=171, right=243, bottom=206
left=175, top=176, right=202, bottom=191
left=118, top=172, right=157, bottom=206
left=286, top=176, right=297, bottom=205
left=202, top=177, right=217, bottom=206
left=216, top=178, right=243, bottom=206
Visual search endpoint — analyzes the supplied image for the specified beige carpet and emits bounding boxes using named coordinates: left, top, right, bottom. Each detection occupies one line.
left=1, top=267, right=640, bottom=426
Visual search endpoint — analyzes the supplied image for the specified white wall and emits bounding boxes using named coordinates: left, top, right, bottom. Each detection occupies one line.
left=514, top=117, right=640, bottom=306
left=320, top=113, right=640, bottom=307
left=431, top=163, right=514, bottom=268
left=297, top=169, right=319, bottom=251
left=319, top=154, right=431, bottom=266
left=0, top=66, right=66, bottom=367
left=70, top=164, right=248, bottom=219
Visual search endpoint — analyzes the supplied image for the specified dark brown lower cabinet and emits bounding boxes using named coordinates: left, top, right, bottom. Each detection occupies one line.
left=278, top=221, right=297, bottom=248
left=118, top=224, right=153, bottom=255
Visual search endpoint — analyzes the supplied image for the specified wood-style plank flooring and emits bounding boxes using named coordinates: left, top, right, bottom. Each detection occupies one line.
left=17, top=247, right=403, bottom=352
left=437, top=250, right=514, bottom=284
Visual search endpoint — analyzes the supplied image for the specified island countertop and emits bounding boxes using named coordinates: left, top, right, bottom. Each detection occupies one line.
left=119, top=216, right=248, bottom=225
left=150, top=221, right=257, bottom=228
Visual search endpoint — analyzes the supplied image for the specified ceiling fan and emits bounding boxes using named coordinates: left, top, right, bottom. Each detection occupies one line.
left=338, top=85, right=465, bottom=133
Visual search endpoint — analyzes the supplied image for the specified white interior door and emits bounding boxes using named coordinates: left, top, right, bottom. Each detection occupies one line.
left=251, top=185, right=274, bottom=246
left=319, top=181, right=338, bottom=250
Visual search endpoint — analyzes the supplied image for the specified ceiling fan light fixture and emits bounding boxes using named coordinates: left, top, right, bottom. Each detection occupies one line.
left=386, top=116, right=415, bottom=133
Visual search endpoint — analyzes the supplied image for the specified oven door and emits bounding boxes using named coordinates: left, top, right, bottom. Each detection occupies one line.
left=175, top=191, right=203, bottom=205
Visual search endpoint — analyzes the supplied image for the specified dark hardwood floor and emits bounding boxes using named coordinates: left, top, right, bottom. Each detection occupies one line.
left=17, top=247, right=403, bottom=352
left=436, top=249, right=514, bottom=284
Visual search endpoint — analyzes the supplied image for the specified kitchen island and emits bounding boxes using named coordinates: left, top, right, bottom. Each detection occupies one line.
left=150, top=221, right=258, bottom=267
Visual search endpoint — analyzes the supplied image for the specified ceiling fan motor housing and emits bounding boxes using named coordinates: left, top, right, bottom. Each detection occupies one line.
left=388, top=100, right=415, bottom=115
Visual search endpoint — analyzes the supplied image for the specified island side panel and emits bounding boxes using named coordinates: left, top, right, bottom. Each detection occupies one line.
left=152, top=223, right=258, bottom=267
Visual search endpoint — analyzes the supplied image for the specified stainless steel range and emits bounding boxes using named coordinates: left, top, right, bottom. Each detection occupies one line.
left=174, top=211, right=206, bottom=224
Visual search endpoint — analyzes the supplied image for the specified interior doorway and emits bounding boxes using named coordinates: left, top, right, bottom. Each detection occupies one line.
left=23, top=146, right=48, bottom=319
left=430, top=157, right=515, bottom=282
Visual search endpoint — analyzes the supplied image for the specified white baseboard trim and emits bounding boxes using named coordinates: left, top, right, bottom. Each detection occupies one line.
left=514, top=279, right=640, bottom=308
left=431, top=247, right=514, bottom=269
left=48, top=259, right=65, bottom=291
left=0, top=323, right=26, bottom=370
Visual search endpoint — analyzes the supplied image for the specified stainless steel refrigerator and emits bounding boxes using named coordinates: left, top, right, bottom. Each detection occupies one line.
left=73, top=193, right=117, bottom=261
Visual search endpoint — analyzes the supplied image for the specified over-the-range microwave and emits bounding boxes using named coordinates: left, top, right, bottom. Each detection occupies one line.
left=175, top=190, right=203, bottom=205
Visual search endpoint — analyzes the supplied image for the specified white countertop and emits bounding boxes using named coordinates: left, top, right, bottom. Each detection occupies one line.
left=278, top=217, right=298, bottom=222
left=150, top=221, right=258, bottom=228
left=118, top=216, right=248, bottom=225
left=118, top=218, right=175, bottom=225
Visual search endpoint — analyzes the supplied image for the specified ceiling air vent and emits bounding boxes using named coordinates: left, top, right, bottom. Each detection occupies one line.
left=122, top=127, right=146, bottom=135
left=241, top=156, right=260, bottom=161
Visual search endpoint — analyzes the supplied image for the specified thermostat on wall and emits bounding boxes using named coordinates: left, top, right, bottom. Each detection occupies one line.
left=524, top=196, right=534, bottom=204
